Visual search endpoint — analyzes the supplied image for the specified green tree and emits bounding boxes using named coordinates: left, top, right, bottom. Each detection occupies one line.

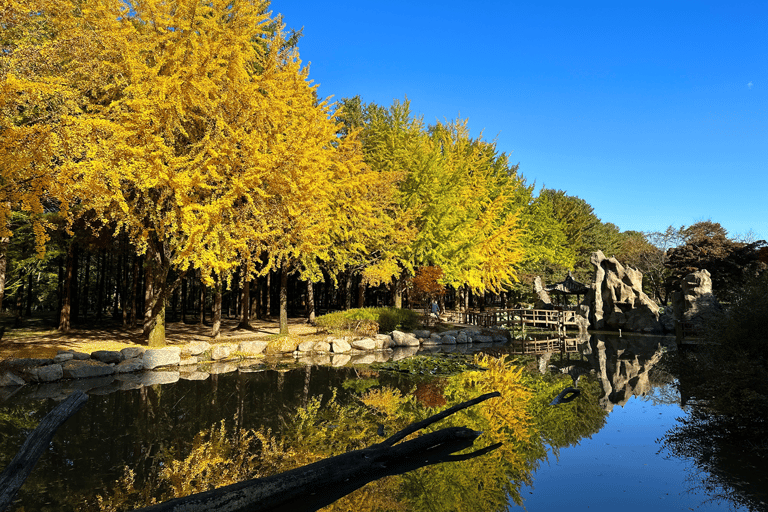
left=665, top=221, right=766, bottom=302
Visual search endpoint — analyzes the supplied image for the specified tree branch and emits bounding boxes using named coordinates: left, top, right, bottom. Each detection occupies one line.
left=0, top=391, right=89, bottom=512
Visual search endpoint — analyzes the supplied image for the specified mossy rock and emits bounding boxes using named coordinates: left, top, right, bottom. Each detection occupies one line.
left=265, top=336, right=300, bottom=354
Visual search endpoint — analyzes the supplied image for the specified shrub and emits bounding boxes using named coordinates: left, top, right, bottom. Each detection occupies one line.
left=315, top=307, right=419, bottom=335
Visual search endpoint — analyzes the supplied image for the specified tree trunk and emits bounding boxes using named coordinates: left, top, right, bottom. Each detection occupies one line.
left=344, top=272, right=353, bottom=310
left=306, top=280, right=315, bottom=324
left=70, top=243, right=80, bottom=323
left=130, top=254, right=139, bottom=328
left=212, top=277, right=222, bottom=340
left=142, top=241, right=177, bottom=346
left=58, top=242, right=75, bottom=332
left=181, top=276, right=187, bottom=323
left=279, top=264, right=289, bottom=335
left=237, top=278, right=251, bottom=329
left=96, top=250, right=106, bottom=319
left=198, top=270, right=206, bottom=325
left=265, top=272, right=271, bottom=319
left=357, top=279, right=366, bottom=308
left=392, top=277, right=403, bottom=309
left=25, top=272, right=33, bottom=316
left=0, top=236, right=8, bottom=312
left=57, top=255, right=63, bottom=315
left=254, top=277, right=262, bottom=320
left=81, top=252, right=90, bottom=319
left=171, top=285, right=179, bottom=323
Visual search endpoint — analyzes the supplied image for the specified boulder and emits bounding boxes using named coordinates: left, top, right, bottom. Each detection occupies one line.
left=391, top=330, right=419, bottom=347
left=115, top=359, right=145, bottom=374
left=441, top=335, right=457, bottom=345
left=53, top=352, right=74, bottom=363
left=0, top=371, right=26, bottom=387
left=179, top=356, right=199, bottom=365
left=331, top=339, right=352, bottom=353
left=120, top=347, right=145, bottom=360
left=313, top=341, right=332, bottom=353
left=456, top=332, right=469, bottom=344
left=210, top=344, right=234, bottom=361
left=61, top=359, right=116, bottom=379
left=266, top=337, right=299, bottom=354
left=298, top=340, right=317, bottom=352
left=352, top=338, right=376, bottom=351
left=374, top=334, right=394, bottom=349
left=91, top=350, right=123, bottom=364
left=238, top=340, right=268, bottom=355
left=142, top=347, right=181, bottom=370
left=5, top=358, right=53, bottom=368
left=413, top=330, right=432, bottom=339
left=489, top=329, right=510, bottom=343
left=25, top=364, right=63, bottom=383
left=57, top=350, right=89, bottom=361
left=182, top=341, right=211, bottom=356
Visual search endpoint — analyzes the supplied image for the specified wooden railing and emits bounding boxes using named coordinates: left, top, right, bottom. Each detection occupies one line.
left=444, top=308, right=581, bottom=331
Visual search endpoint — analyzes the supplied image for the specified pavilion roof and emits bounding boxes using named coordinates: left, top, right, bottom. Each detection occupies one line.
left=544, top=272, right=590, bottom=295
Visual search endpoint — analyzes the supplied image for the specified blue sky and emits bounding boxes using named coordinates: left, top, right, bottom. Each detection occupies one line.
left=273, top=1, right=767, bottom=241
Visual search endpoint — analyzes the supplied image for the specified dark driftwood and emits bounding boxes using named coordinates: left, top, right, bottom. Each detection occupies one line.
left=134, top=391, right=502, bottom=512
left=0, top=390, right=89, bottom=512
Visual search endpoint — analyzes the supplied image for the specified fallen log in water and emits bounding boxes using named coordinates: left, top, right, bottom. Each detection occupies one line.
left=133, top=391, right=502, bottom=512
left=0, top=390, right=89, bottom=512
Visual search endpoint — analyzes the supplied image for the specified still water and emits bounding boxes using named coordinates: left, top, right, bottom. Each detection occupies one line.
left=0, top=334, right=761, bottom=511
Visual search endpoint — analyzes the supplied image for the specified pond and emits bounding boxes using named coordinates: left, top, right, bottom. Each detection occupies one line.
left=0, top=334, right=763, bottom=511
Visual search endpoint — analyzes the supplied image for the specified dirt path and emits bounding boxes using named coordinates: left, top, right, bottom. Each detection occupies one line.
left=0, top=316, right=319, bottom=361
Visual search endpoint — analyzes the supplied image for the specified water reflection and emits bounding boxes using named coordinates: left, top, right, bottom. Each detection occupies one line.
left=1, top=333, right=762, bottom=511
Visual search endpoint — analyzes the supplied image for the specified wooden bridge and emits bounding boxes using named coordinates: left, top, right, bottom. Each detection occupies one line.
left=445, top=308, right=581, bottom=332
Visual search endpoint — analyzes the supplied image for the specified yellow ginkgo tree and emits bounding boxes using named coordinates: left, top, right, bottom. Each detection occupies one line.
left=4, top=0, right=361, bottom=344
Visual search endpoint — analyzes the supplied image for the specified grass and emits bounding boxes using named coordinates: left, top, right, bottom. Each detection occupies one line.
left=315, top=307, right=420, bottom=336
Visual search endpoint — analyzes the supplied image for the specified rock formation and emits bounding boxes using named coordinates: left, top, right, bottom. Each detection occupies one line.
left=672, top=269, right=720, bottom=332
left=582, top=250, right=663, bottom=333
left=533, top=276, right=553, bottom=309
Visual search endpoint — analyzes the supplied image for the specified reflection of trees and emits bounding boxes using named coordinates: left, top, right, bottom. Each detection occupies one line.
left=660, top=273, right=768, bottom=512
left=0, top=367, right=365, bottom=511
left=88, top=356, right=608, bottom=512
left=661, top=409, right=768, bottom=511
left=2, top=356, right=611, bottom=512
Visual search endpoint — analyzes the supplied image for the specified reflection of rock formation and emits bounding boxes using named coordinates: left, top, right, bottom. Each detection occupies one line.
left=580, top=334, right=676, bottom=411
left=582, top=251, right=663, bottom=333
left=672, top=269, right=721, bottom=332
